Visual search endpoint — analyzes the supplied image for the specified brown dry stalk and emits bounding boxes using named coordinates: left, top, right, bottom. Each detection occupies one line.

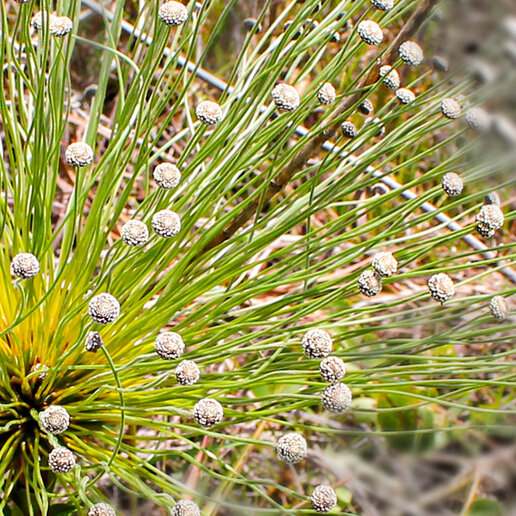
left=204, top=1, right=433, bottom=251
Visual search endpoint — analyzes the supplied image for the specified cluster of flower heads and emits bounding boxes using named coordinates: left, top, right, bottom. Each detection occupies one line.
left=271, top=328, right=354, bottom=511
left=343, top=14, right=509, bottom=315
left=9, top=0, right=512, bottom=513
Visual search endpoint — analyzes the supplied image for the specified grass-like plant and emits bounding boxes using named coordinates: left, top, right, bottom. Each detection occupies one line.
left=1, top=0, right=515, bottom=514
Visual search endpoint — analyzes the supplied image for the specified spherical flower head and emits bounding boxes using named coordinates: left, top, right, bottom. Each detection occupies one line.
left=322, top=382, right=352, bottom=413
left=88, top=293, right=120, bottom=324
left=39, top=405, right=70, bottom=435
left=153, top=163, right=182, bottom=189
left=175, top=359, right=200, bottom=385
left=65, top=142, right=94, bottom=167
left=49, top=15, right=73, bottom=37
left=357, top=20, right=383, bottom=45
left=193, top=397, right=223, bottom=427
left=195, top=100, right=223, bottom=125
left=399, top=40, right=424, bottom=66
left=371, top=0, right=394, bottom=11
left=465, top=107, right=491, bottom=134
left=33, top=362, right=49, bottom=380
left=311, top=484, right=338, bottom=513
left=476, top=205, right=504, bottom=237
left=341, top=120, right=357, bottom=138
left=85, top=331, right=103, bottom=352
left=364, top=116, right=386, bottom=138
left=243, top=18, right=262, bottom=33
left=427, top=273, right=455, bottom=304
left=151, top=209, right=181, bottom=237
left=283, top=20, right=303, bottom=40
left=441, top=172, right=464, bottom=197
left=489, top=296, right=508, bottom=322
left=155, top=331, right=185, bottom=360
left=302, top=329, right=333, bottom=359
left=158, top=1, right=189, bottom=26
left=11, top=252, right=40, bottom=279
left=171, top=500, right=200, bottom=516
left=358, top=99, right=374, bottom=115
left=317, top=82, right=336, bottom=105
left=358, top=269, right=382, bottom=297
left=432, top=55, right=449, bottom=72
left=272, top=83, right=300, bottom=112
left=48, top=446, right=76, bottom=473
left=319, top=356, right=346, bottom=383
left=371, top=251, right=398, bottom=278
left=276, top=432, right=307, bottom=464
left=32, top=11, right=53, bottom=30
left=485, top=192, right=501, bottom=206
left=396, top=88, right=416, bottom=104
left=379, top=65, right=400, bottom=90
left=440, top=98, right=461, bottom=119
left=317, top=82, right=337, bottom=105
left=88, top=503, right=117, bottom=516
left=121, top=220, right=149, bottom=246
